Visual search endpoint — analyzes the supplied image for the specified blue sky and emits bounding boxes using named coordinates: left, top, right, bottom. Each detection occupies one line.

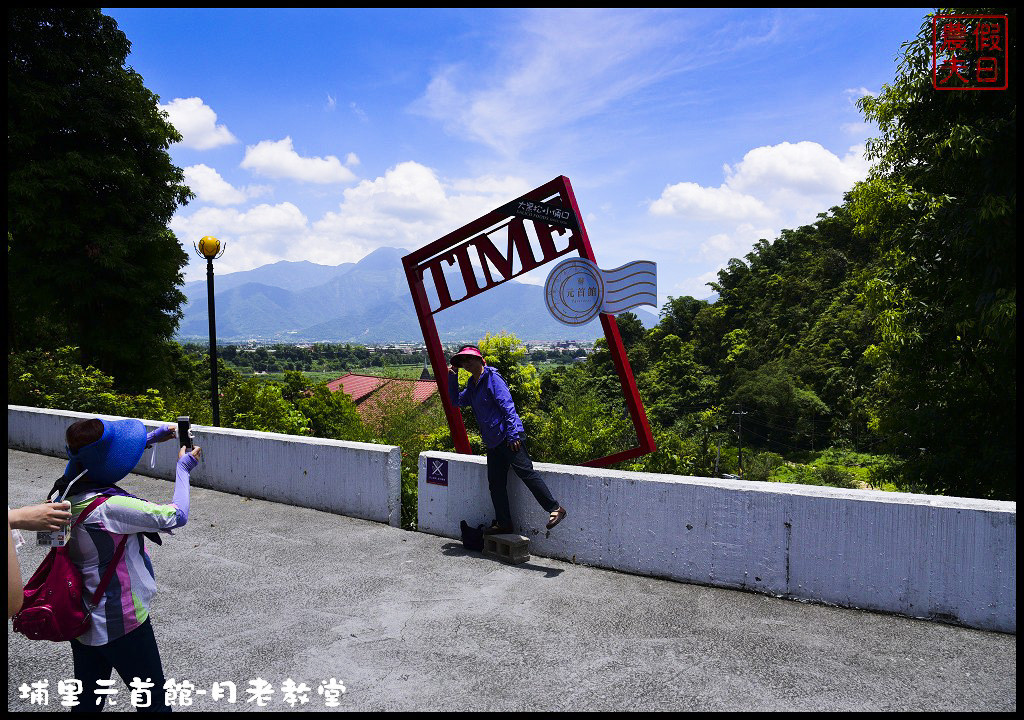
left=105, top=8, right=929, bottom=308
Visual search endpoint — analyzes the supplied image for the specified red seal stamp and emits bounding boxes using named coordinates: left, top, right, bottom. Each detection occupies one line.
left=932, top=14, right=1009, bottom=90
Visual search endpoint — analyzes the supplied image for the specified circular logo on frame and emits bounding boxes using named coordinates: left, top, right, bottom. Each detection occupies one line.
left=544, top=257, right=604, bottom=326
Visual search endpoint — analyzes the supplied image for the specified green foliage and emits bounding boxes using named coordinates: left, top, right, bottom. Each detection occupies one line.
left=849, top=7, right=1016, bottom=499
left=220, top=378, right=308, bottom=435
left=658, top=296, right=706, bottom=343
left=637, top=332, right=717, bottom=428
left=363, top=387, right=447, bottom=530
left=625, top=428, right=704, bottom=477
left=295, top=383, right=369, bottom=443
left=744, top=451, right=785, bottom=483
left=522, top=9, right=1012, bottom=501
left=477, top=332, right=541, bottom=415
left=157, top=344, right=243, bottom=426
left=531, top=365, right=634, bottom=466
left=8, top=9, right=193, bottom=390
left=6, top=7, right=1010, bottom=518
left=208, top=342, right=429, bottom=376
left=730, top=361, right=829, bottom=450
left=423, top=426, right=487, bottom=455
left=9, top=346, right=169, bottom=420
left=773, top=463, right=859, bottom=490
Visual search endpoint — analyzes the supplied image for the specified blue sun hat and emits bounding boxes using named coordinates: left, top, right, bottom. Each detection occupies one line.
left=64, top=418, right=148, bottom=487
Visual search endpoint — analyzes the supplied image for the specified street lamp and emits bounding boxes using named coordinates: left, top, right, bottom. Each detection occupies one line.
left=194, top=236, right=226, bottom=426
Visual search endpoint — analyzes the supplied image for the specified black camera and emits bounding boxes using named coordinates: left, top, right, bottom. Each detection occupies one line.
left=177, top=416, right=193, bottom=449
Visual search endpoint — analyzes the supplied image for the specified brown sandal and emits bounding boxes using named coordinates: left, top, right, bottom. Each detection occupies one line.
left=546, top=506, right=567, bottom=530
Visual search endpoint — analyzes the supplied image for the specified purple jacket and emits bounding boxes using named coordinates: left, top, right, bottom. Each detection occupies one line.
left=448, top=367, right=524, bottom=449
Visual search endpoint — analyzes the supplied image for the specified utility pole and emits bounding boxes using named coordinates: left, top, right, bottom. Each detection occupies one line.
left=733, top=405, right=747, bottom=477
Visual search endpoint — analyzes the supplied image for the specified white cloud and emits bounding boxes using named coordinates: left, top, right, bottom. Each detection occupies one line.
left=724, top=141, right=866, bottom=197
left=350, top=102, right=368, bottom=123
left=648, top=140, right=870, bottom=280
left=184, top=165, right=248, bottom=206
left=651, top=141, right=868, bottom=224
left=672, top=269, right=721, bottom=300
left=345, top=152, right=360, bottom=167
left=412, top=9, right=783, bottom=158
left=844, top=86, right=874, bottom=104
left=306, top=162, right=531, bottom=260
left=842, top=122, right=874, bottom=137
left=240, top=137, right=358, bottom=184
left=172, top=202, right=308, bottom=238
left=649, top=183, right=773, bottom=223
left=175, top=161, right=531, bottom=277
left=159, top=97, right=237, bottom=150
left=171, top=202, right=310, bottom=275
left=699, top=223, right=774, bottom=262
left=412, top=9, right=692, bottom=156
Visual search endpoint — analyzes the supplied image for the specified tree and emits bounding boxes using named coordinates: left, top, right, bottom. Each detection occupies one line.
left=729, top=360, right=830, bottom=451
left=220, top=378, right=308, bottom=435
left=531, top=365, right=634, bottom=466
left=637, top=332, right=716, bottom=429
left=8, top=346, right=168, bottom=421
left=851, top=7, right=1016, bottom=499
left=8, top=9, right=193, bottom=391
left=476, top=332, right=541, bottom=416
left=658, top=296, right=707, bottom=343
left=295, top=383, right=368, bottom=443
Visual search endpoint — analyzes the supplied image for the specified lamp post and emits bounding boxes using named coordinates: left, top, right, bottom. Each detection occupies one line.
left=194, top=236, right=226, bottom=426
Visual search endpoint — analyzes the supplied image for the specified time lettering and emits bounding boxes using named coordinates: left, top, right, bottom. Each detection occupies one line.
left=417, top=217, right=579, bottom=313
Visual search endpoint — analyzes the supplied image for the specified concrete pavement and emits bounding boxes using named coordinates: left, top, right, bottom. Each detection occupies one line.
left=7, top=450, right=1016, bottom=712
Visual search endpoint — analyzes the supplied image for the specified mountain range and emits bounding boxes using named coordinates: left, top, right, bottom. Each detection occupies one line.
left=178, top=247, right=661, bottom=344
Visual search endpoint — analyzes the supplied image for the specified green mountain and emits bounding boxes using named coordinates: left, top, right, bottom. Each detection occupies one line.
left=178, top=247, right=659, bottom=343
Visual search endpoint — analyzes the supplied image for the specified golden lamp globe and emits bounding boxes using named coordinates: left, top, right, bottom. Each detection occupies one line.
left=198, top=235, right=221, bottom=259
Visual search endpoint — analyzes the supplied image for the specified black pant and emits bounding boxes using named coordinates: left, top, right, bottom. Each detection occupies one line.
left=486, top=441, right=559, bottom=527
left=70, top=618, right=170, bottom=712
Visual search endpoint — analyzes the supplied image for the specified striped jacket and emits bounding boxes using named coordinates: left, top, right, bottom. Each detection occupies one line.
left=67, top=453, right=196, bottom=646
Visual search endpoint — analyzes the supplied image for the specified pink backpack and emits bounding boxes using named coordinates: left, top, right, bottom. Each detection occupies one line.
left=12, top=495, right=129, bottom=642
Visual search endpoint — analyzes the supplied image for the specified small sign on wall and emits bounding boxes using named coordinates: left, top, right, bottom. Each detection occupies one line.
left=427, top=458, right=448, bottom=486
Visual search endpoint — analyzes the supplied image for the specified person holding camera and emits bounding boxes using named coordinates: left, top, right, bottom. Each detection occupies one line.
left=51, top=418, right=201, bottom=712
left=8, top=500, right=75, bottom=618
left=448, top=345, right=567, bottom=534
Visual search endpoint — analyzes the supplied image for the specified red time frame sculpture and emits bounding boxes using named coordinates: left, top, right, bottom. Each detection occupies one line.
left=402, top=175, right=656, bottom=467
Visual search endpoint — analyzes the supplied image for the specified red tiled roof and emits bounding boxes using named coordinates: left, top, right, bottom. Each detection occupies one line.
left=326, top=374, right=388, bottom=403
left=327, top=373, right=438, bottom=422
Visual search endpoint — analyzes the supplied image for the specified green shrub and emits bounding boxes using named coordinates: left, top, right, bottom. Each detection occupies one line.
left=220, top=377, right=307, bottom=435
left=744, top=451, right=785, bottom=483
left=815, top=464, right=859, bottom=489
left=9, top=346, right=170, bottom=420
left=779, top=463, right=859, bottom=489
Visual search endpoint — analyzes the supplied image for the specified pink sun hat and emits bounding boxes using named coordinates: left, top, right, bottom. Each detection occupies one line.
left=450, top=345, right=486, bottom=369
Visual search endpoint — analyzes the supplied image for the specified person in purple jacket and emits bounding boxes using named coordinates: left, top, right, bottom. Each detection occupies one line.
left=448, top=345, right=567, bottom=534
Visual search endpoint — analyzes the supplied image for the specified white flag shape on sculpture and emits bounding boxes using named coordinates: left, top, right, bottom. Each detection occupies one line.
left=600, top=261, right=657, bottom=315
left=544, top=258, right=658, bottom=326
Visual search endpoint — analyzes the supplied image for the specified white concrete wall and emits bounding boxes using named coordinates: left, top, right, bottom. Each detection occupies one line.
left=8, top=406, right=402, bottom=527
left=418, top=451, right=1016, bottom=633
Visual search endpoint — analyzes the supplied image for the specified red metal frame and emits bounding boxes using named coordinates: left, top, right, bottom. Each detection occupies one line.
left=402, top=175, right=655, bottom=467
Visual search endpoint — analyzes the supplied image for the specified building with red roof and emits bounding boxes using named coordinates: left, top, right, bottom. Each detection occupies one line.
left=327, top=372, right=439, bottom=425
